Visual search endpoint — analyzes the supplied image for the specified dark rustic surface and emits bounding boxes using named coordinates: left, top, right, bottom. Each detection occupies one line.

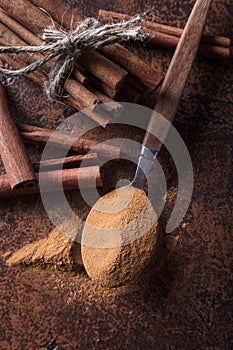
left=0, top=0, right=232, bottom=349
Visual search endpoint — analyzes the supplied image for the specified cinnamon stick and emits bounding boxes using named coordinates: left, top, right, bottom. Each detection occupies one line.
left=99, top=10, right=230, bottom=60
left=30, top=0, right=83, bottom=30
left=0, top=0, right=52, bottom=35
left=99, top=10, right=231, bottom=48
left=33, top=154, right=99, bottom=172
left=145, top=27, right=230, bottom=61
left=90, top=74, right=142, bottom=103
left=0, top=52, right=47, bottom=87
left=77, top=51, right=128, bottom=91
left=88, top=75, right=118, bottom=99
left=64, top=95, right=112, bottom=128
left=73, top=67, right=88, bottom=86
left=0, top=166, right=103, bottom=197
left=126, top=75, right=149, bottom=95
left=99, top=43, right=163, bottom=89
left=0, top=83, right=36, bottom=189
left=84, top=89, right=123, bottom=120
left=17, top=123, right=121, bottom=160
left=29, top=0, right=162, bottom=90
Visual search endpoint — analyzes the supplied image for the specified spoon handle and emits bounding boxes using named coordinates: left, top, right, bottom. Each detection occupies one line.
left=143, top=0, right=213, bottom=152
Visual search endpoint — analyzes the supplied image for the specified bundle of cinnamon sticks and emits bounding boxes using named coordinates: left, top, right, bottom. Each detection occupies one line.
left=1, top=2, right=230, bottom=196
left=0, top=0, right=163, bottom=126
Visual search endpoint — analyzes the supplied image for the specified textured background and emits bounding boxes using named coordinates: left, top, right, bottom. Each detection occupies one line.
left=0, top=0, right=232, bottom=349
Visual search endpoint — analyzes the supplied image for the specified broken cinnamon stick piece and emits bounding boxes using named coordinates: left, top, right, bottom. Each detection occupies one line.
left=0, top=166, right=103, bottom=197
left=0, top=83, right=36, bottom=189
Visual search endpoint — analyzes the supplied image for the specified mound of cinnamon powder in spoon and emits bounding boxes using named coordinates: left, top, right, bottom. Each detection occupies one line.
left=81, top=186, right=161, bottom=287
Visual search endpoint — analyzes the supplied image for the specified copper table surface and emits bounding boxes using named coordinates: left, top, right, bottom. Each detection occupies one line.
left=0, top=0, right=232, bottom=349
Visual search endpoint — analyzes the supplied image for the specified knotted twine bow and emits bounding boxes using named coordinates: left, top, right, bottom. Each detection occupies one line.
left=0, top=15, right=146, bottom=101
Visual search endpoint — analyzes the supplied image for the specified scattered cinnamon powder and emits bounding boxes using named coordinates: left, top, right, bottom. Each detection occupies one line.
left=6, top=223, right=83, bottom=271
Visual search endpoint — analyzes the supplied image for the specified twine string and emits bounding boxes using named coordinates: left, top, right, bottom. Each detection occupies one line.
left=0, top=15, right=146, bottom=101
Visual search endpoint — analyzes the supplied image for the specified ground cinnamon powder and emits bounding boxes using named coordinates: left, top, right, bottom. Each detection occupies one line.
left=6, top=221, right=83, bottom=271
left=81, top=186, right=160, bottom=287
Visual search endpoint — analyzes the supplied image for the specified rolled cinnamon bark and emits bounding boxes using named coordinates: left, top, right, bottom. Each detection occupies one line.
left=87, top=87, right=124, bottom=120
left=99, top=10, right=231, bottom=47
left=0, top=0, right=53, bottom=35
left=0, top=83, right=36, bottom=189
left=77, top=51, right=127, bottom=91
left=126, top=75, right=149, bottom=95
left=88, top=75, right=118, bottom=99
left=0, top=166, right=103, bottom=197
left=0, top=53, right=47, bottom=87
left=17, top=123, right=121, bottom=160
left=100, top=10, right=231, bottom=49
left=72, top=68, right=88, bottom=87
left=99, top=10, right=231, bottom=60
left=120, top=82, right=141, bottom=103
left=33, top=154, right=99, bottom=172
left=63, top=94, right=115, bottom=128
left=145, top=27, right=230, bottom=61
left=30, top=0, right=83, bottom=29
left=99, top=44, right=162, bottom=89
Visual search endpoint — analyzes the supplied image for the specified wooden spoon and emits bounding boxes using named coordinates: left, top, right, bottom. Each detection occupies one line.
left=81, top=0, right=213, bottom=287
